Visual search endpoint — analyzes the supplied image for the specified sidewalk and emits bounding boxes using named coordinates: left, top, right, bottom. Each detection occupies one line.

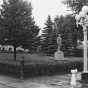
left=0, top=74, right=71, bottom=88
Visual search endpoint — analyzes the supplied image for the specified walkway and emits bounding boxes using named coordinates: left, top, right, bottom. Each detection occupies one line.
left=0, top=73, right=82, bottom=88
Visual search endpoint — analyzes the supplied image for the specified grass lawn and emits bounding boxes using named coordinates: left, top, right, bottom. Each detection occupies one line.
left=0, top=53, right=83, bottom=78
left=0, top=52, right=83, bottom=63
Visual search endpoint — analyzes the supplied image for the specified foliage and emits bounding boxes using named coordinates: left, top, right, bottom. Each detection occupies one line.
left=41, top=15, right=82, bottom=56
left=63, top=0, right=88, bottom=13
left=63, top=0, right=87, bottom=49
left=0, top=0, right=40, bottom=51
left=54, top=15, right=80, bottom=56
left=41, top=15, right=57, bottom=55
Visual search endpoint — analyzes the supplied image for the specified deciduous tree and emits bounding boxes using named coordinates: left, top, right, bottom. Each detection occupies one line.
left=0, top=0, right=40, bottom=60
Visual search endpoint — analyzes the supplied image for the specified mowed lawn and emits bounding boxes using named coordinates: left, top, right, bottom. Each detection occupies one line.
left=0, top=52, right=83, bottom=64
left=0, top=53, right=58, bottom=64
left=0, top=53, right=83, bottom=77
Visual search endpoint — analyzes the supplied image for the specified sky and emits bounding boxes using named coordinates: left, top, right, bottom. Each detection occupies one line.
left=0, top=0, right=72, bottom=29
left=29, top=0, right=72, bottom=29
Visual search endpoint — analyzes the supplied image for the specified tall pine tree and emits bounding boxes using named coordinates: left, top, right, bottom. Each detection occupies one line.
left=41, top=15, right=57, bottom=55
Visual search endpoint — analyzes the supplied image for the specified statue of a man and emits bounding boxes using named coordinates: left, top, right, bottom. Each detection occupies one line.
left=57, top=34, right=62, bottom=51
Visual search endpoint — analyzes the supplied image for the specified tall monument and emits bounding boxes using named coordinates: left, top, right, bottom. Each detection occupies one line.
left=54, top=34, right=64, bottom=60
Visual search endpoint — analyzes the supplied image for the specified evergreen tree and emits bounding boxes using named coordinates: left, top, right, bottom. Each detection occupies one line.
left=54, top=15, right=78, bottom=56
left=0, top=0, right=40, bottom=60
left=41, top=15, right=57, bottom=55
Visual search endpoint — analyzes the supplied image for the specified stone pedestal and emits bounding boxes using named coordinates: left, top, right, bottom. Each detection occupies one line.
left=81, top=72, right=88, bottom=82
left=54, top=50, right=64, bottom=60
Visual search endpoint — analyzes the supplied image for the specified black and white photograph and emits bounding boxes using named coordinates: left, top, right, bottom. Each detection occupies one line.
left=0, top=0, right=87, bottom=88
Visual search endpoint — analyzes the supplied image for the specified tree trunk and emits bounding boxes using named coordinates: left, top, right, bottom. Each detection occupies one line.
left=14, top=45, right=16, bottom=61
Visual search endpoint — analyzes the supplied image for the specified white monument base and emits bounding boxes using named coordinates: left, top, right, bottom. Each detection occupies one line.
left=54, top=50, right=64, bottom=60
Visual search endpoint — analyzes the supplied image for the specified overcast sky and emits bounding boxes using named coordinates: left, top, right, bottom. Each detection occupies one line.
left=0, top=0, right=72, bottom=29
left=29, top=0, right=72, bottom=28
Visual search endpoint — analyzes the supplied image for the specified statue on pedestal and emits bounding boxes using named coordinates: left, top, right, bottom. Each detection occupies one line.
left=54, top=34, right=64, bottom=60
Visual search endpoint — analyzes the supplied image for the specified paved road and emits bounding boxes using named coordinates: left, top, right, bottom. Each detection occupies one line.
left=0, top=73, right=84, bottom=88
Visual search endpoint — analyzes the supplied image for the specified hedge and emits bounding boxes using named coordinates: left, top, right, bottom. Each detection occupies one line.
left=0, top=60, right=83, bottom=78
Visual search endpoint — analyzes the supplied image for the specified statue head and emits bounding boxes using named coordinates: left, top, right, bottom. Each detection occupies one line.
left=57, top=34, right=61, bottom=38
